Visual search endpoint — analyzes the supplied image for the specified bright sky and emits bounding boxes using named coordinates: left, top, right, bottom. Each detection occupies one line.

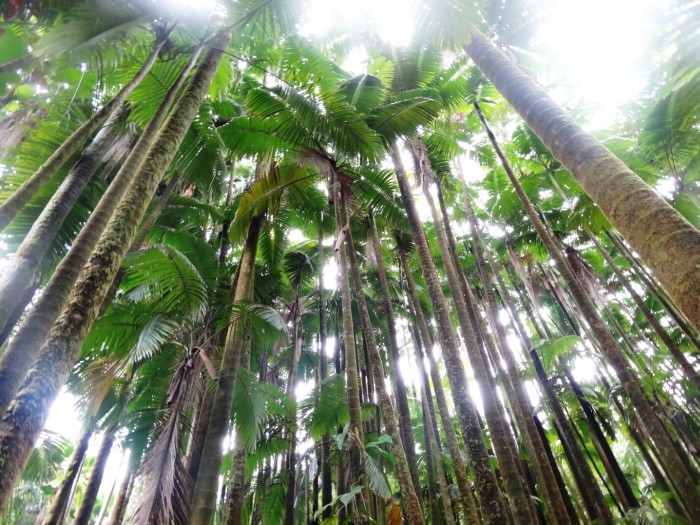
left=42, top=0, right=667, bottom=507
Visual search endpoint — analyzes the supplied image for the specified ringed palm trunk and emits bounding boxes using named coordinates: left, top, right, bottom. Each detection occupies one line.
left=190, top=213, right=262, bottom=525
left=390, top=143, right=507, bottom=524
left=0, top=36, right=229, bottom=511
left=587, top=232, right=700, bottom=390
left=464, top=33, right=700, bottom=332
left=407, top=140, right=540, bottom=524
left=473, top=102, right=700, bottom=518
left=0, top=45, right=203, bottom=416
left=339, top=188, right=424, bottom=524
left=0, top=36, right=166, bottom=232
left=41, top=423, right=94, bottom=525
left=368, top=212, right=422, bottom=498
left=0, top=104, right=129, bottom=334
left=73, top=425, right=117, bottom=525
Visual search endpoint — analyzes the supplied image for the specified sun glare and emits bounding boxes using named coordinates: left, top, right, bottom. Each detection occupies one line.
left=300, top=0, right=416, bottom=47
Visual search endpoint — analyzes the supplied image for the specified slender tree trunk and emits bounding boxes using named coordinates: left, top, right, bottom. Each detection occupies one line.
left=464, top=32, right=700, bottom=332
left=368, top=211, right=422, bottom=498
left=74, top=426, right=116, bottom=525
left=472, top=102, right=700, bottom=518
left=332, top=174, right=366, bottom=505
left=222, top=325, right=255, bottom=525
left=407, top=139, right=537, bottom=524
left=317, top=222, right=333, bottom=521
left=190, top=209, right=262, bottom=525
left=0, top=36, right=228, bottom=511
left=339, top=185, right=424, bottom=524
left=529, top=351, right=614, bottom=522
left=397, top=223, right=481, bottom=525
left=0, top=45, right=203, bottom=416
left=0, top=36, right=166, bottom=231
left=0, top=104, right=129, bottom=334
left=588, top=232, right=700, bottom=390
left=283, top=326, right=303, bottom=525
left=105, top=471, right=133, bottom=525
left=390, top=143, right=506, bottom=524
left=457, top=171, right=576, bottom=524
left=41, top=424, right=93, bottom=525
left=563, top=368, right=641, bottom=511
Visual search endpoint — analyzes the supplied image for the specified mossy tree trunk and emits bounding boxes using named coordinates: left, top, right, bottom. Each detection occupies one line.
left=0, top=104, right=129, bottom=335
left=464, top=32, right=700, bottom=332
left=0, top=45, right=203, bottom=416
left=0, top=35, right=229, bottom=511
left=0, top=36, right=166, bottom=231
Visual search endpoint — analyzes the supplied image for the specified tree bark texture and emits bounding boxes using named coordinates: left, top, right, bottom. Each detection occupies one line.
left=190, top=212, right=261, bottom=525
left=0, top=104, right=129, bottom=335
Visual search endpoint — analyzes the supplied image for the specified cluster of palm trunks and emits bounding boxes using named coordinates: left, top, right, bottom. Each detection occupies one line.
left=0, top=2, right=698, bottom=525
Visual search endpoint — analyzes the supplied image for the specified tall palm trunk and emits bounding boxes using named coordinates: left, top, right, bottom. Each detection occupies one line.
left=41, top=423, right=93, bottom=525
left=407, top=139, right=539, bottom=524
left=390, top=143, right=507, bottom=524
left=0, top=45, right=203, bottom=416
left=0, top=104, right=129, bottom=334
left=339, top=188, right=424, bottom=524
left=74, top=425, right=117, bottom=525
left=464, top=32, right=700, bottom=332
left=190, top=212, right=262, bottom=525
left=588, top=232, right=700, bottom=389
left=472, top=102, right=700, bottom=518
left=0, top=36, right=228, bottom=511
left=283, top=316, right=303, bottom=525
left=457, top=172, right=577, bottom=524
left=0, top=36, right=167, bottom=231
left=368, top=212, right=421, bottom=498
left=492, top=256, right=615, bottom=521
left=397, top=242, right=480, bottom=524
left=106, top=470, right=134, bottom=525
left=332, top=175, right=366, bottom=504
left=605, top=230, right=700, bottom=352
left=529, top=350, right=614, bottom=522
left=317, top=223, right=333, bottom=521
